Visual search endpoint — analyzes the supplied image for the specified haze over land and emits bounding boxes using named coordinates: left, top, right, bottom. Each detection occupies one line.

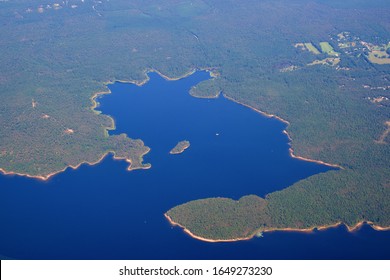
left=0, top=0, right=389, bottom=242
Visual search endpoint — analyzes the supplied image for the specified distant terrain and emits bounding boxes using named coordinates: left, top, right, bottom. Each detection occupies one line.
left=0, top=0, right=389, bottom=241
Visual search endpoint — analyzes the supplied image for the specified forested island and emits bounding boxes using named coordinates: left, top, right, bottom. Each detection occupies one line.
left=170, top=140, right=190, bottom=154
left=0, top=0, right=389, bottom=241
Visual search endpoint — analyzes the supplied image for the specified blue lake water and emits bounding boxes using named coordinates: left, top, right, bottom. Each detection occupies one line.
left=0, top=71, right=389, bottom=259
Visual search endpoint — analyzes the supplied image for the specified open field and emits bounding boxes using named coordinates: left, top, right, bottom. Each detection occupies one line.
left=368, top=51, right=390, bottom=64
left=320, top=42, right=339, bottom=56
left=305, top=43, right=321, bottom=54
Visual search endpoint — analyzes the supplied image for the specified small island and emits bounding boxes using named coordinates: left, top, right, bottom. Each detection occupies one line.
left=170, top=140, right=190, bottom=155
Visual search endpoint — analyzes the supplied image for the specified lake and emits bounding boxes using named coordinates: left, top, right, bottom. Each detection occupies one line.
left=0, top=71, right=389, bottom=259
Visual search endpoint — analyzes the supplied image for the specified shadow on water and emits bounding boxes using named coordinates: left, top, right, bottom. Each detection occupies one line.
left=0, top=71, right=389, bottom=259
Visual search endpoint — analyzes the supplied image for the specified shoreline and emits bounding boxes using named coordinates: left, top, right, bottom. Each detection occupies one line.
left=0, top=148, right=151, bottom=181
left=261, top=221, right=390, bottom=234
left=164, top=213, right=390, bottom=243
left=221, top=94, right=290, bottom=126
left=164, top=213, right=254, bottom=243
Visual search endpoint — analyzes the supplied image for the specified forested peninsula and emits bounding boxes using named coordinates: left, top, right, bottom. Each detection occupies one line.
left=0, top=0, right=389, bottom=239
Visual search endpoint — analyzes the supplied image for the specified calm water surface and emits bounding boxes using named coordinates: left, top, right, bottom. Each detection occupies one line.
left=0, top=71, right=389, bottom=259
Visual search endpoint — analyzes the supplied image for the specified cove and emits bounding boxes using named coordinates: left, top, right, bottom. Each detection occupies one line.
left=0, top=71, right=389, bottom=259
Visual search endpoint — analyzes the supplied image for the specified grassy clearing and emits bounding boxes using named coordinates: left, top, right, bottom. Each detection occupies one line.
left=304, top=43, right=321, bottom=54
left=360, top=41, right=390, bottom=64
left=320, top=42, right=339, bottom=56
left=368, top=51, right=390, bottom=64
